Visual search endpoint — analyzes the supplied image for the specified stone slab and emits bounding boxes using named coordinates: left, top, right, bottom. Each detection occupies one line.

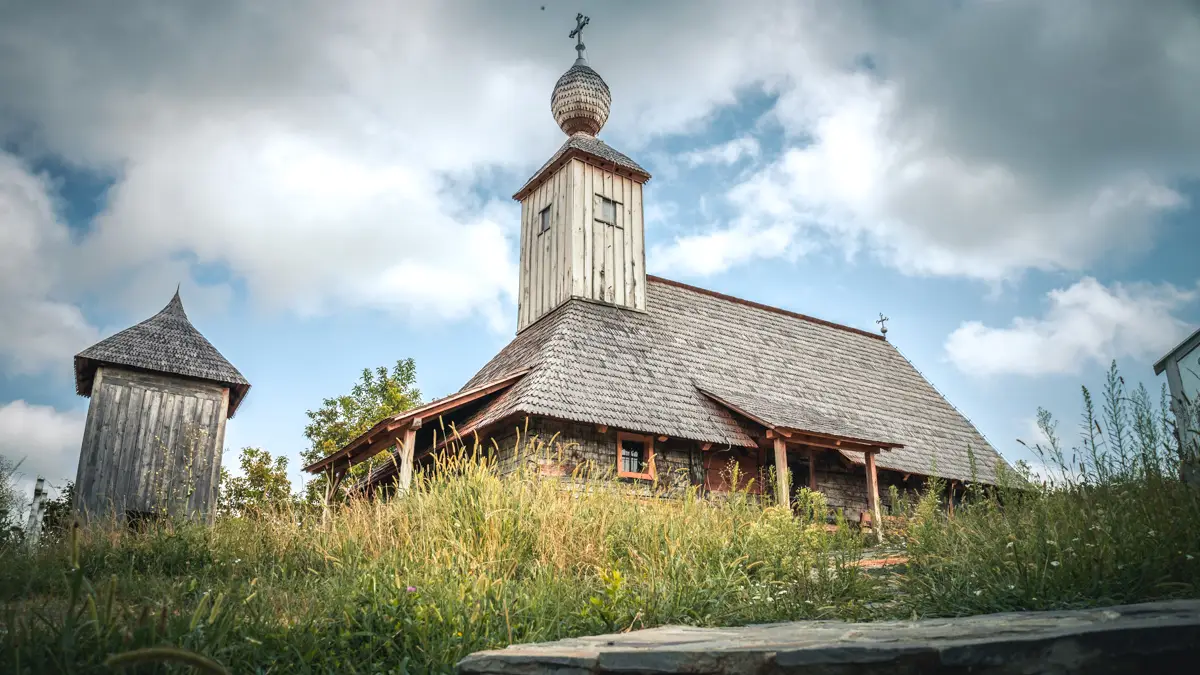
left=457, top=599, right=1200, bottom=674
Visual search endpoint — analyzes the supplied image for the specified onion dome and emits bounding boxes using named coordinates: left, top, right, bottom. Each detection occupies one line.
left=551, top=64, right=611, bottom=136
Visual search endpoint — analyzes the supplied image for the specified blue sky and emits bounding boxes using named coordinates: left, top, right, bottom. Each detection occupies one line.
left=2, top=0, right=1198, bottom=497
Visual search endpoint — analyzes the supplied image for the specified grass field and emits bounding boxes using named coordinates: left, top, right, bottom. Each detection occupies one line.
left=2, top=371, right=1198, bottom=674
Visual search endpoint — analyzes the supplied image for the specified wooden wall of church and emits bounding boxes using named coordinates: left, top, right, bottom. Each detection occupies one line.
left=74, top=366, right=228, bottom=524
left=517, top=158, right=646, bottom=332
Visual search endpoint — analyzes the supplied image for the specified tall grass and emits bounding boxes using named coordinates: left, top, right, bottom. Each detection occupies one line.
left=901, top=363, right=1200, bottom=616
left=2, top=362, right=1198, bottom=673
left=1, top=443, right=874, bottom=674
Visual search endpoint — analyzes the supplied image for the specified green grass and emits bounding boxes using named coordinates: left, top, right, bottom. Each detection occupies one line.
left=3, top=365, right=1198, bottom=674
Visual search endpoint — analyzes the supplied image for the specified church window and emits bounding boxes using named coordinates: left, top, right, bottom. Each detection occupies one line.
left=597, top=195, right=620, bottom=226
left=539, top=206, right=551, bottom=234
left=617, top=432, right=655, bottom=480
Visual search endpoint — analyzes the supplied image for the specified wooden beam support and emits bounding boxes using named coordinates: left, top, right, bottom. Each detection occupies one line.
left=865, top=451, right=883, bottom=544
left=397, top=426, right=418, bottom=495
left=656, top=435, right=668, bottom=443
left=597, top=425, right=608, bottom=434
left=700, top=442, right=712, bottom=451
left=808, top=448, right=817, bottom=491
left=773, top=437, right=789, bottom=509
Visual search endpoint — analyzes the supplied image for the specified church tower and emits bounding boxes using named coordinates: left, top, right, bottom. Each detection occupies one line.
left=513, top=14, right=652, bottom=332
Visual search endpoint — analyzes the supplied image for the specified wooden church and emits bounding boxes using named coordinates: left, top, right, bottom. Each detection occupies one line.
left=73, top=290, right=250, bottom=523
left=305, top=17, right=1009, bottom=529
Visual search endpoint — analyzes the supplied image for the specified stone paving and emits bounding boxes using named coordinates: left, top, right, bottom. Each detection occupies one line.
left=457, top=599, right=1200, bottom=674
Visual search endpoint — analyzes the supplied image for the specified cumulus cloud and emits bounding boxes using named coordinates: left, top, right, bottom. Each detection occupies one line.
left=0, top=400, right=85, bottom=486
left=654, top=0, right=1200, bottom=280
left=944, top=277, right=1197, bottom=377
left=0, top=153, right=100, bottom=373
left=678, top=136, right=760, bottom=168
left=2, top=0, right=1199, bottom=370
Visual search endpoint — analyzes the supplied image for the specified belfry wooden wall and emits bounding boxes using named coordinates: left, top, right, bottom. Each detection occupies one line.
left=517, top=158, right=646, bottom=332
left=74, top=366, right=229, bottom=524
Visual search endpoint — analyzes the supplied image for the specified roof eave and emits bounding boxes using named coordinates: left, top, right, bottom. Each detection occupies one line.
left=512, top=147, right=651, bottom=202
left=302, top=369, right=531, bottom=474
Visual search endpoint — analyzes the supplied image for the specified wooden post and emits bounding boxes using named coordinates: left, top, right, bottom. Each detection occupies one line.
left=807, top=448, right=817, bottom=491
left=773, top=437, right=789, bottom=509
left=397, top=424, right=418, bottom=495
left=25, top=476, right=45, bottom=547
left=948, top=480, right=958, bottom=518
left=322, top=466, right=347, bottom=525
left=865, top=451, right=883, bottom=544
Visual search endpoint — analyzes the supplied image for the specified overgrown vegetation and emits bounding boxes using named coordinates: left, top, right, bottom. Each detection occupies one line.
left=1, top=361, right=1197, bottom=674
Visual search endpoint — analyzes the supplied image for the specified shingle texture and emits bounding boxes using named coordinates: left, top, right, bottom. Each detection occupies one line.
left=462, top=277, right=1007, bottom=484
left=74, top=291, right=250, bottom=417
left=515, top=133, right=649, bottom=199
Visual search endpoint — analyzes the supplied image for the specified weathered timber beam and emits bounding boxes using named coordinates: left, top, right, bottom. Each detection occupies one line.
left=865, top=451, right=883, bottom=544
left=773, top=437, right=789, bottom=509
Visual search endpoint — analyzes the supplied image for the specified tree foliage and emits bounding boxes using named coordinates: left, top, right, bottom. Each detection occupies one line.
left=301, top=359, right=422, bottom=503
left=219, top=447, right=294, bottom=516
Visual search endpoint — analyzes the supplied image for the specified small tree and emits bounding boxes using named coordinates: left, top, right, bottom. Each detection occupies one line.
left=301, top=359, right=422, bottom=505
left=219, top=447, right=295, bottom=516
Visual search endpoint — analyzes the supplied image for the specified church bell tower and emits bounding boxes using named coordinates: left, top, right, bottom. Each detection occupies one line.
left=513, top=14, right=652, bottom=332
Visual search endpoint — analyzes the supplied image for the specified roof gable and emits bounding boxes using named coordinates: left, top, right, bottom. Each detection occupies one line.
left=74, top=291, right=250, bottom=417
left=462, top=277, right=1008, bottom=484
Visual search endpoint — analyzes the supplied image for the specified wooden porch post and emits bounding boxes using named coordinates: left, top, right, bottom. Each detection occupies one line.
left=807, top=448, right=817, bottom=491
left=397, top=425, right=418, bottom=495
left=773, top=437, right=789, bottom=509
left=865, top=451, right=883, bottom=544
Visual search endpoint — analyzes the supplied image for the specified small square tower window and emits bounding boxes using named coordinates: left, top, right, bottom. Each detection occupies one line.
left=596, top=196, right=620, bottom=226
left=539, top=206, right=551, bottom=234
left=617, top=432, right=655, bottom=480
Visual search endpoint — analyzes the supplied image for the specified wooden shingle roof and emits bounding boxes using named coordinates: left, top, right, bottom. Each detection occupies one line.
left=74, top=291, right=250, bottom=417
left=461, top=276, right=1008, bottom=484
left=513, top=133, right=650, bottom=200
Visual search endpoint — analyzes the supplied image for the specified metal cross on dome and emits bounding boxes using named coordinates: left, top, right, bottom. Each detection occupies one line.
left=876, top=313, right=890, bottom=337
left=570, top=13, right=590, bottom=63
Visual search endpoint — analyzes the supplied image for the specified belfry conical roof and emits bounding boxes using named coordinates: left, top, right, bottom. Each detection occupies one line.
left=73, top=290, right=250, bottom=417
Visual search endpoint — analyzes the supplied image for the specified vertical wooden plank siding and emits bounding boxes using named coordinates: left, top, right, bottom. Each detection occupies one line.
left=515, top=158, right=650, bottom=330
left=612, top=175, right=626, bottom=306
left=630, top=182, right=646, bottom=311
left=74, top=367, right=229, bottom=523
left=570, top=160, right=586, bottom=297
left=628, top=176, right=638, bottom=307
left=865, top=451, right=883, bottom=543
left=773, top=437, right=789, bottom=509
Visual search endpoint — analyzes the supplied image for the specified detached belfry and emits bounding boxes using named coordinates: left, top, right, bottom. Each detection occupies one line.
left=72, top=289, right=250, bottom=523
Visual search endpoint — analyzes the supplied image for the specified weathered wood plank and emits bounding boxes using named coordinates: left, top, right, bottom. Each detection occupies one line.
left=612, top=175, right=626, bottom=306
left=571, top=159, right=586, bottom=297
left=865, top=451, right=883, bottom=543
left=774, top=437, right=789, bottom=509
left=622, top=176, right=635, bottom=307
left=631, top=182, right=646, bottom=310
left=583, top=164, right=595, bottom=301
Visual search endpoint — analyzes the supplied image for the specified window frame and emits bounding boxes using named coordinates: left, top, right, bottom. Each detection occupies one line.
left=616, top=431, right=656, bottom=481
left=538, top=205, right=551, bottom=235
left=595, top=195, right=621, bottom=227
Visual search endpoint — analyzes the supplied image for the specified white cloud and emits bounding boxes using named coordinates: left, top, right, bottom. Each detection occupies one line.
left=0, top=400, right=85, bottom=486
left=0, top=153, right=100, bottom=374
left=678, top=136, right=760, bottom=168
left=653, top=1, right=1200, bottom=280
left=944, top=277, right=1197, bottom=377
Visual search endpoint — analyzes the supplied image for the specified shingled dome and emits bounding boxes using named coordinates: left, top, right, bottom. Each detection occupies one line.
left=73, top=290, right=250, bottom=417
left=551, top=64, right=611, bottom=136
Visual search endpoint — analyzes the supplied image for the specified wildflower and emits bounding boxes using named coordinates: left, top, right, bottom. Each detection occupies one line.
left=1007, top=585, right=1015, bottom=590
left=974, top=590, right=982, bottom=596
left=407, top=586, right=417, bottom=593
left=1049, top=561, right=1060, bottom=567
left=1045, top=540, right=1056, bottom=546
left=1148, top=530, right=1156, bottom=537
left=1187, top=555, right=1195, bottom=561
left=1006, top=542, right=1014, bottom=549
